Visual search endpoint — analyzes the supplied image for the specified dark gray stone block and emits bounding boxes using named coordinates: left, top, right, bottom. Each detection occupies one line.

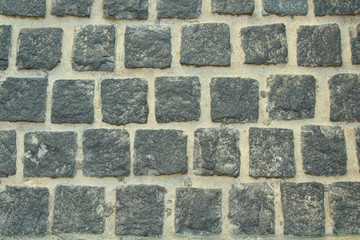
left=0, top=77, right=47, bottom=122
left=241, top=24, right=288, bottom=64
left=0, top=186, right=49, bottom=235
left=0, top=0, right=46, bottom=17
left=73, top=25, right=116, bottom=71
left=101, top=78, right=148, bottom=125
left=175, top=188, right=222, bottom=234
left=52, top=0, right=94, bottom=17
left=211, top=77, right=259, bottom=123
left=51, top=80, right=94, bottom=124
left=194, top=128, right=240, bottom=177
left=314, top=0, right=360, bottom=16
left=0, top=130, right=16, bottom=177
left=267, top=74, right=316, bottom=120
left=116, top=185, right=165, bottom=236
left=17, top=28, right=63, bottom=70
left=158, top=0, right=201, bottom=19
left=134, top=130, right=188, bottom=175
left=229, top=183, right=275, bottom=234
left=263, top=0, right=308, bottom=16
left=356, top=128, right=360, bottom=169
left=52, top=186, right=105, bottom=233
left=181, top=23, right=231, bottom=67
left=297, top=24, right=342, bottom=67
left=23, top=131, right=77, bottom=178
left=103, top=0, right=148, bottom=19
left=352, top=25, right=360, bottom=64
left=212, top=0, right=254, bottom=15
left=83, top=129, right=131, bottom=177
left=155, top=76, right=201, bottom=123
left=281, top=182, right=325, bottom=236
left=0, top=25, right=11, bottom=70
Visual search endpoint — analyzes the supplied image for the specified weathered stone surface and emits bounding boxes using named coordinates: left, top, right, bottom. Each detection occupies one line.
left=116, top=185, right=165, bottom=236
left=103, top=0, right=148, bottom=19
left=155, top=76, right=201, bottom=123
left=194, top=128, right=240, bottom=177
left=241, top=24, right=288, bottom=64
left=212, top=0, right=254, bottom=15
left=125, top=26, right=171, bottom=68
left=23, top=131, right=77, bottom=178
left=263, top=0, right=308, bottom=16
left=17, top=28, right=63, bottom=70
left=101, top=78, right=148, bottom=125
left=281, top=182, right=325, bottom=236
left=52, top=0, right=94, bottom=17
left=158, top=0, right=201, bottom=19
left=0, top=77, right=47, bottom=122
left=181, top=23, right=231, bottom=67
left=51, top=80, right=94, bottom=124
left=297, top=24, right=342, bottom=67
left=301, top=126, right=347, bottom=176
left=211, top=77, right=259, bottom=123
left=356, top=128, right=360, bottom=168
left=249, top=128, right=295, bottom=178
left=175, top=188, right=222, bottom=234
left=134, top=130, right=188, bottom=175
left=52, top=186, right=105, bottom=233
left=83, top=129, right=130, bottom=177
left=0, top=186, right=49, bottom=235
left=229, top=183, right=275, bottom=234
left=329, top=73, right=360, bottom=122
left=267, top=74, right=316, bottom=120
left=330, top=182, right=360, bottom=234
left=73, top=25, right=115, bottom=71
left=314, top=0, right=360, bottom=16
left=0, top=130, right=16, bottom=177
left=0, top=25, right=11, bottom=70
left=0, top=0, right=46, bottom=17
left=352, top=25, right=360, bottom=64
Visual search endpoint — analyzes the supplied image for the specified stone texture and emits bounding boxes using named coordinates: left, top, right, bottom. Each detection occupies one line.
left=158, top=0, right=201, bottom=19
left=23, top=131, right=77, bottom=178
left=352, top=25, right=360, bottom=64
left=0, top=186, right=49, bottom=235
left=329, top=73, right=360, bottom=122
left=211, top=77, right=259, bottom=123
left=0, top=130, right=16, bottom=177
left=52, top=186, right=105, bottom=233
left=241, top=24, right=288, bottom=64
left=194, top=128, right=240, bottom=177
left=0, top=77, right=47, bottom=122
left=52, top=0, right=94, bottom=17
left=212, top=0, right=254, bottom=15
left=0, top=25, right=11, bottom=70
left=175, top=188, right=222, bottom=234
left=0, top=0, right=46, bottom=17
left=181, top=23, right=231, bottom=67
left=17, top=28, right=63, bottom=70
left=263, top=0, right=308, bottom=16
left=229, top=183, right=275, bottom=234
left=51, top=80, right=94, bottom=124
left=297, top=24, right=342, bottom=67
left=356, top=128, right=360, bottom=168
left=314, top=0, right=360, bottom=16
left=83, top=129, right=131, bottom=177
left=73, top=25, right=115, bottom=71
left=302, top=125, right=347, bottom=176
left=103, top=0, right=148, bottom=19
left=101, top=78, right=148, bottom=125
left=155, top=76, right=201, bottom=123
left=281, top=182, right=325, bottom=236
left=134, top=130, right=188, bottom=175
left=249, top=128, right=295, bottom=178
left=116, top=185, right=165, bottom=236
left=125, top=26, right=171, bottom=68
left=267, top=74, right=316, bottom=120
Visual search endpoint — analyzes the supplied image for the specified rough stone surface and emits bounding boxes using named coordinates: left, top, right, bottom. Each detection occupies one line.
left=0, top=25, right=11, bottom=70
left=83, top=129, right=131, bottom=177
left=281, top=182, right=325, bottom=236
left=263, top=0, right=308, bottom=16
left=0, top=77, right=47, bottom=122
left=0, top=0, right=46, bottom=17
left=329, top=73, right=360, bottom=122
left=0, top=130, right=16, bottom=177
left=175, top=188, right=222, bottom=234
left=352, top=25, right=360, bottom=64
left=0, top=186, right=49, bottom=235
left=52, top=0, right=94, bottom=17
left=73, top=25, right=115, bottom=71
left=314, top=0, right=360, bottom=16
left=181, top=23, right=231, bottom=67
left=51, top=80, right=94, bottom=124
left=211, top=77, right=259, bottom=123
left=267, top=74, right=316, bottom=120
left=229, top=183, right=275, bottom=234
left=297, top=24, right=342, bottom=67
left=116, top=185, right=165, bottom=236
left=241, top=24, right=288, bottom=65
left=23, top=131, right=77, bottom=178
left=155, top=76, right=201, bottom=123
left=194, top=128, right=240, bottom=177
left=158, top=0, right=201, bottom=19
left=103, top=0, right=148, bottom=19
left=101, top=78, right=148, bottom=125
left=212, top=0, right=254, bottom=15
left=17, top=28, right=63, bottom=70
left=125, top=26, right=171, bottom=68
left=356, top=128, right=360, bottom=168
left=52, top=186, right=105, bottom=233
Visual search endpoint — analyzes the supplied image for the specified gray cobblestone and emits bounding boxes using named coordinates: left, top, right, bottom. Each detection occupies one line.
left=0, top=130, right=16, bottom=177
left=212, top=0, right=254, bottom=15
left=52, top=0, right=94, bottom=17
left=263, top=0, right=308, bottom=16
left=0, top=25, right=11, bottom=70
left=158, top=0, right=201, bottom=19
left=103, top=0, right=148, bottom=20
left=0, top=0, right=46, bottom=17
left=314, top=0, right=360, bottom=16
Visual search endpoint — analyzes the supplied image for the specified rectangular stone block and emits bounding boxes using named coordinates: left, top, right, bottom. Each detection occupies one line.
left=314, top=0, right=360, bottom=16
left=351, top=24, right=360, bottom=64
left=158, top=0, right=201, bottom=19
left=52, top=0, right=94, bottom=17
left=0, top=25, right=11, bottom=70
left=263, top=0, right=308, bottom=16
left=356, top=128, right=360, bottom=169
left=0, top=130, right=16, bottom=177
left=0, top=0, right=46, bottom=17
left=103, top=0, right=148, bottom=19
left=212, top=0, right=254, bottom=15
